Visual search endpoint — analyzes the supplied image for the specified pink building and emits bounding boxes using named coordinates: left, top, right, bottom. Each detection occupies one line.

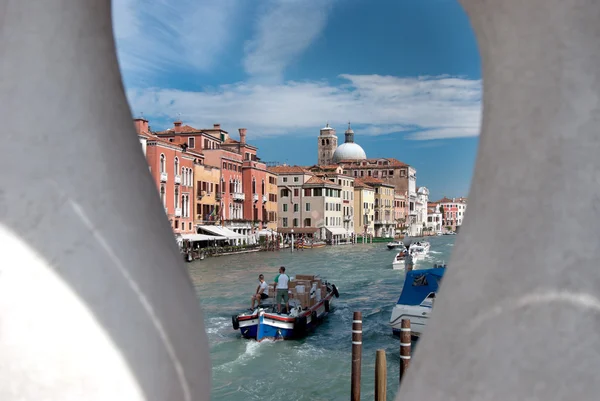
left=436, top=197, right=468, bottom=232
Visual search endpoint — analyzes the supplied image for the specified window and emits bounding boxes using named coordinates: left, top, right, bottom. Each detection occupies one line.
left=294, top=188, right=299, bottom=197
left=325, top=217, right=328, bottom=225
left=252, top=179, right=256, bottom=194
left=283, top=204, right=288, bottom=212
left=306, top=203, right=311, bottom=211
left=304, top=218, right=311, bottom=227
left=283, top=218, right=288, bottom=227
left=261, top=180, right=265, bottom=194
left=294, top=177, right=299, bottom=182
left=160, top=184, right=165, bottom=206
left=174, top=157, right=179, bottom=175
left=283, top=177, right=288, bottom=183
left=188, top=137, right=195, bottom=148
left=223, top=162, right=226, bottom=169
left=293, top=218, right=298, bottom=227
left=294, top=204, right=299, bottom=212
left=280, top=188, right=289, bottom=197
left=160, top=154, right=166, bottom=173
left=189, top=222, right=192, bottom=230
left=304, top=188, right=311, bottom=196
left=174, top=187, right=179, bottom=208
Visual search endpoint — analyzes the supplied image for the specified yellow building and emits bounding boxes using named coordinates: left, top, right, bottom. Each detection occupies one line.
left=194, top=163, right=222, bottom=226
left=353, top=178, right=375, bottom=237
left=362, top=177, right=395, bottom=238
left=265, top=170, right=278, bottom=231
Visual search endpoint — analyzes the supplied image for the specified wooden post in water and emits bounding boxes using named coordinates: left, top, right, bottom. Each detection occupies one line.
left=351, top=311, right=363, bottom=401
left=400, top=318, right=411, bottom=382
left=375, top=349, right=387, bottom=401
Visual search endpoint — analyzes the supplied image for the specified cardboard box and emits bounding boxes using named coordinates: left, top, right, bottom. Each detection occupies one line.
left=296, top=293, right=309, bottom=309
left=295, top=274, right=315, bottom=281
left=288, top=281, right=297, bottom=289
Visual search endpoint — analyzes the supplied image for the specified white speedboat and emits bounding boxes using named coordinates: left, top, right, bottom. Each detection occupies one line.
left=389, top=266, right=445, bottom=336
left=408, top=241, right=430, bottom=262
left=386, top=240, right=404, bottom=250
left=392, top=248, right=408, bottom=269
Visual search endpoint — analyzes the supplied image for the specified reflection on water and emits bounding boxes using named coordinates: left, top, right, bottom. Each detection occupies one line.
left=190, top=236, right=456, bottom=401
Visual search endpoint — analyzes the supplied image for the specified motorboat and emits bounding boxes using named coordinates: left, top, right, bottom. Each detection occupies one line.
left=232, top=275, right=340, bottom=341
left=389, top=266, right=446, bottom=336
left=408, top=241, right=430, bottom=262
left=392, top=248, right=408, bottom=269
left=386, top=240, right=404, bottom=250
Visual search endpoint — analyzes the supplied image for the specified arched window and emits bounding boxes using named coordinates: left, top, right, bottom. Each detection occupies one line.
left=326, top=139, right=330, bottom=145
left=160, top=184, right=165, bottom=207
left=174, top=157, right=179, bottom=175
left=189, top=169, right=193, bottom=187
left=252, top=179, right=256, bottom=194
left=174, top=187, right=179, bottom=208
left=261, top=179, right=265, bottom=195
left=321, top=139, right=325, bottom=146
left=160, top=154, right=166, bottom=173
left=229, top=203, right=233, bottom=220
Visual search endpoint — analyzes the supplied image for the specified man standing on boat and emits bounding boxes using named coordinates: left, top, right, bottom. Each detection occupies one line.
left=274, top=266, right=290, bottom=314
left=251, top=274, right=269, bottom=310
left=405, top=246, right=415, bottom=272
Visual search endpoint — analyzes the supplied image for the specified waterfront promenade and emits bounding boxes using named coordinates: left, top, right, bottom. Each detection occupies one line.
left=189, top=236, right=455, bottom=401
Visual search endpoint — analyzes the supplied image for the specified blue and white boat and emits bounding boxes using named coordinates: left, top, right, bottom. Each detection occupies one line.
left=232, top=280, right=340, bottom=341
left=389, top=266, right=446, bottom=336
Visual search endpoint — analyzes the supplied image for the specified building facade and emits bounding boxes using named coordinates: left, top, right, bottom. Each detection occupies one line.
left=427, top=202, right=443, bottom=233
left=437, top=197, right=468, bottom=232
left=354, top=178, right=375, bottom=237
left=265, top=171, right=278, bottom=231
left=362, top=177, right=396, bottom=237
left=394, top=192, right=408, bottom=234
left=135, top=118, right=199, bottom=234
left=193, top=163, right=221, bottom=225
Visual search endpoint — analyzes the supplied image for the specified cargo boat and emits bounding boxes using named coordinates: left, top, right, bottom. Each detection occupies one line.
left=232, top=274, right=340, bottom=341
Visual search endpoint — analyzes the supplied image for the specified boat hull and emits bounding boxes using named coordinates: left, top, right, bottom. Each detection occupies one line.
left=389, top=304, right=431, bottom=335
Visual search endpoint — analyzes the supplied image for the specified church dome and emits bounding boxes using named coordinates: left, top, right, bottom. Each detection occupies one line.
left=332, top=143, right=367, bottom=162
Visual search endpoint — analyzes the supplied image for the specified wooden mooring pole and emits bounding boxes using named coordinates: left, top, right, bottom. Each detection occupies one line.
left=351, top=311, right=363, bottom=401
left=375, top=349, right=387, bottom=401
left=400, top=318, right=411, bottom=382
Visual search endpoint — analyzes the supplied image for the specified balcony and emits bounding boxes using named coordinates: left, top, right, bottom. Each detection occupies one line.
left=344, top=215, right=353, bottom=221
left=175, top=208, right=182, bottom=217
left=375, top=220, right=388, bottom=225
left=196, top=190, right=206, bottom=200
left=253, top=193, right=259, bottom=202
left=262, top=195, right=268, bottom=203
left=160, top=172, right=168, bottom=182
left=233, top=192, right=245, bottom=201
left=216, top=192, right=222, bottom=201
left=174, top=174, right=181, bottom=184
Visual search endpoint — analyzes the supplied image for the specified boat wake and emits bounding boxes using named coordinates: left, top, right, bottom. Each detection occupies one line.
left=214, top=340, right=276, bottom=373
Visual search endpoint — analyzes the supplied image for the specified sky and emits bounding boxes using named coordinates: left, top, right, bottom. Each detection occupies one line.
left=112, top=0, right=481, bottom=201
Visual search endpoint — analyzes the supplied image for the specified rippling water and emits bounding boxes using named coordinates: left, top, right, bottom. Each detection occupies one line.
left=189, top=235, right=456, bottom=401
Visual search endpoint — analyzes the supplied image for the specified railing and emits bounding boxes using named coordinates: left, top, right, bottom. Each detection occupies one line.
left=160, top=172, right=168, bottom=182
left=174, top=175, right=181, bottom=184
left=175, top=208, right=182, bottom=217
left=262, top=195, right=267, bottom=203
left=233, top=192, right=245, bottom=201
left=344, top=215, right=353, bottom=221
left=253, top=193, right=259, bottom=202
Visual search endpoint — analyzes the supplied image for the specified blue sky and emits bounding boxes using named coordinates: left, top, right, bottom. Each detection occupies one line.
left=112, top=0, right=481, bottom=200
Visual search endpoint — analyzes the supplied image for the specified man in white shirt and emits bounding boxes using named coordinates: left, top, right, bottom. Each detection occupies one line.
left=250, top=274, right=269, bottom=309
left=273, top=266, right=290, bottom=314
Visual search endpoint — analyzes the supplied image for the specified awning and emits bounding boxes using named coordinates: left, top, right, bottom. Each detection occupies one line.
left=197, top=225, right=245, bottom=239
left=181, top=233, right=226, bottom=241
left=278, top=227, right=319, bottom=234
left=326, top=227, right=350, bottom=236
left=257, top=229, right=278, bottom=236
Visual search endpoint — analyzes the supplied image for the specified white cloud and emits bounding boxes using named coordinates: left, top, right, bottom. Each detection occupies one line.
left=111, top=0, right=241, bottom=80
left=243, top=0, right=335, bottom=83
left=125, top=74, right=481, bottom=140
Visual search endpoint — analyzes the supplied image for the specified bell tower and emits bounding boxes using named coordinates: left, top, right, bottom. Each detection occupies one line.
left=317, top=123, right=338, bottom=165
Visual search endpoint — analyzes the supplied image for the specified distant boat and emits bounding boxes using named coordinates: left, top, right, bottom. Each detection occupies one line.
left=386, top=240, right=404, bottom=250
left=389, top=266, right=446, bottom=336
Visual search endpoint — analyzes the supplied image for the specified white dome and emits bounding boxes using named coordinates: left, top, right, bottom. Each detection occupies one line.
left=332, top=143, right=367, bottom=162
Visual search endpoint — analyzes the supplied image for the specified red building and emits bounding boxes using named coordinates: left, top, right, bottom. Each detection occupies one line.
left=220, top=129, right=269, bottom=228
left=135, top=118, right=202, bottom=234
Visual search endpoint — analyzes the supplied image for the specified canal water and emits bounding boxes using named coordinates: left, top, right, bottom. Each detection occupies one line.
left=188, top=235, right=456, bottom=401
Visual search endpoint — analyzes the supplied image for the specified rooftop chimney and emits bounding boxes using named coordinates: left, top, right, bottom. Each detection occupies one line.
left=214, top=123, right=221, bottom=130
left=133, top=118, right=148, bottom=134
left=239, top=128, right=247, bottom=144
left=174, top=120, right=182, bottom=133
